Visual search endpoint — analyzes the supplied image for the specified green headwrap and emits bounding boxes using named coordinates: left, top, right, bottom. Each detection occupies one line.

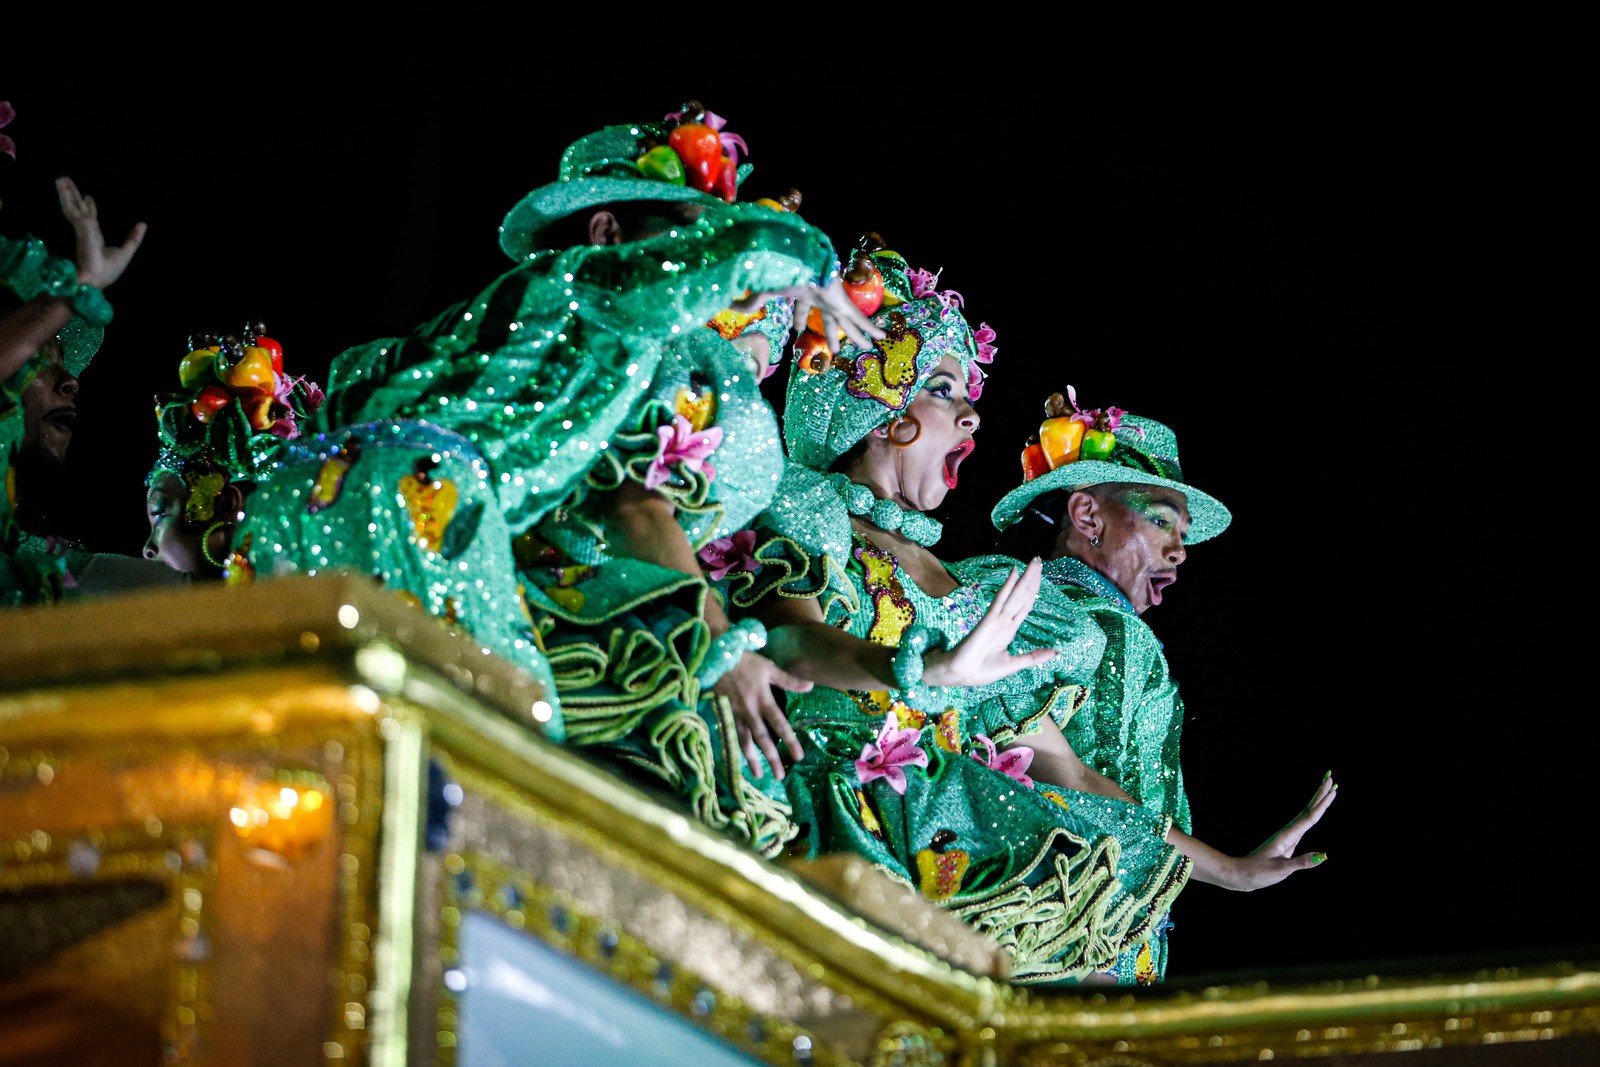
left=781, top=237, right=990, bottom=472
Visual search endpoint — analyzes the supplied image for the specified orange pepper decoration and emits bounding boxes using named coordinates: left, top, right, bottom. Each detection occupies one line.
left=1020, top=435, right=1051, bottom=480
left=1038, top=391, right=1086, bottom=469
left=915, top=830, right=970, bottom=901
left=399, top=456, right=459, bottom=554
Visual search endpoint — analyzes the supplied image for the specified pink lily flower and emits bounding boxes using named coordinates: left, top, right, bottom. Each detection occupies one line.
left=645, top=414, right=722, bottom=490
left=972, top=322, right=998, bottom=364
left=697, top=529, right=761, bottom=581
left=0, top=101, right=15, bottom=160
left=856, top=712, right=929, bottom=795
left=969, top=734, right=1035, bottom=789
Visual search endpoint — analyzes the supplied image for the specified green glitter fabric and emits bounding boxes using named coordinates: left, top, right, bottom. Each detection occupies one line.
left=290, top=153, right=840, bottom=855
left=1, top=393, right=74, bottom=605
left=317, top=199, right=835, bottom=539
left=227, top=418, right=564, bottom=741
left=952, top=553, right=1194, bottom=984
left=734, top=467, right=1191, bottom=983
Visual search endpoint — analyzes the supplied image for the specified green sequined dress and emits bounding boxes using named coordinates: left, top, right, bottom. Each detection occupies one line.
left=285, top=200, right=840, bottom=856
left=724, top=465, right=1191, bottom=983
left=953, top=553, right=1194, bottom=984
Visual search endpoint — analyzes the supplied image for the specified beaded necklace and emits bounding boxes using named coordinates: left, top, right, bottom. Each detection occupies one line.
left=837, top=478, right=943, bottom=548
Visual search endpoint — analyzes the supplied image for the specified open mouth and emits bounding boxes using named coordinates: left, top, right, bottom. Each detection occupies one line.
left=944, top=440, right=976, bottom=488
left=1147, top=571, right=1177, bottom=607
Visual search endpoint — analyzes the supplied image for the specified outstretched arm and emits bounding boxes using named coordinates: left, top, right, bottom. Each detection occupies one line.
left=1015, top=724, right=1335, bottom=890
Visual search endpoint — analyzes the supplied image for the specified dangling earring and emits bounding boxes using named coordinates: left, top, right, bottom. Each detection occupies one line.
left=201, top=520, right=231, bottom=569
left=887, top=414, right=922, bottom=447
left=1088, top=534, right=1102, bottom=548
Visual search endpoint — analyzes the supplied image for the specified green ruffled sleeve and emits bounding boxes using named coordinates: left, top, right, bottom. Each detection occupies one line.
left=319, top=201, right=836, bottom=537
left=721, top=464, right=860, bottom=620
left=947, top=554, right=1109, bottom=743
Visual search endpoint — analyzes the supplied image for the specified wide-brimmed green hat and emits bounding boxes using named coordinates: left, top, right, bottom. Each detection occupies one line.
left=499, top=104, right=755, bottom=263
left=990, top=413, right=1231, bottom=544
left=0, top=232, right=108, bottom=376
left=782, top=238, right=985, bottom=471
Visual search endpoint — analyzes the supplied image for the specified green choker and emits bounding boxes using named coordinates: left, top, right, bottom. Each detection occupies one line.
left=839, top=479, right=943, bottom=547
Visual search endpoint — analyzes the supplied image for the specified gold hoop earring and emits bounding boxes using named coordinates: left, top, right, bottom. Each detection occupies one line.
left=887, top=415, right=921, bottom=447
left=200, top=520, right=231, bottom=569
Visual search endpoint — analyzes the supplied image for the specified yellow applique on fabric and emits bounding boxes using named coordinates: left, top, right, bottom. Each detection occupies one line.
left=855, top=789, right=884, bottom=839
left=308, top=441, right=359, bottom=514
left=1136, top=941, right=1157, bottom=984
left=399, top=462, right=459, bottom=554
left=845, top=311, right=922, bottom=409
left=915, top=837, right=970, bottom=901
left=934, top=708, right=962, bottom=753
left=674, top=385, right=718, bottom=432
left=706, top=304, right=766, bottom=341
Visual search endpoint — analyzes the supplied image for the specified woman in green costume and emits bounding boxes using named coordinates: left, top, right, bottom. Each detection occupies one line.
left=717, top=236, right=1192, bottom=983
left=2, top=176, right=145, bottom=605
left=978, top=388, right=1338, bottom=981
left=228, top=103, right=878, bottom=855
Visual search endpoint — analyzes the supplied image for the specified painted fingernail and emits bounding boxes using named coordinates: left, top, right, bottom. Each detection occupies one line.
left=1312, top=853, right=1327, bottom=864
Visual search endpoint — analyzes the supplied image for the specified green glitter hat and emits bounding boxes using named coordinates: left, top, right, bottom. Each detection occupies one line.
left=499, top=100, right=756, bottom=262
left=990, top=401, right=1232, bottom=544
left=0, top=232, right=109, bottom=376
left=149, top=323, right=325, bottom=501
left=782, top=234, right=991, bottom=471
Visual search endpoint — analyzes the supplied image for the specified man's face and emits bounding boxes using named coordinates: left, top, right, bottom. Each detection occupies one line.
left=20, top=340, right=79, bottom=466
left=1092, top=485, right=1191, bottom=614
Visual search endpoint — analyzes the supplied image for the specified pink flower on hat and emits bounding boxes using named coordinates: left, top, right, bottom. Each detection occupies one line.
left=856, top=712, right=929, bottom=794
left=646, top=414, right=722, bottom=490
left=972, top=322, right=997, bottom=365
left=0, top=101, right=17, bottom=160
left=697, top=529, right=760, bottom=581
left=908, top=266, right=966, bottom=310
left=969, top=734, right=1035, bottom=789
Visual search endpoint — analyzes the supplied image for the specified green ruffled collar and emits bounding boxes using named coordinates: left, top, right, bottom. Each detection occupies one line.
left=1041, top=555, right=1136, bottom=614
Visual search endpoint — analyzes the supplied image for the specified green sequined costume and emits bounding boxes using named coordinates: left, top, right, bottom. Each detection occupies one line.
left=1, top=232, right=106, bottom=606
left=281, top=197, right=839, bottom=856
left=724, top=245, right=1191, bottom=982
left=733, top=468, right=1189, bottom=982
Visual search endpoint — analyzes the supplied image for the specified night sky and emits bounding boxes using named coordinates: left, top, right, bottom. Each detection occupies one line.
left=2, top=52, right=1582, bottom=988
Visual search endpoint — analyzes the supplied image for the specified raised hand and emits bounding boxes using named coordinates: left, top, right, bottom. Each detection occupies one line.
left=714, top=651, right=812, bottom=780
left=735, top=277, right=884, bottom=353
left=924, top=558, right=1058, bottom=688
left=1228, top=771, right=1338, bottom=891
left=56, top=176, right=146, bottom=291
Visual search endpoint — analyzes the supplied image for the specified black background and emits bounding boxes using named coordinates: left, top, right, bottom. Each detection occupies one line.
left=3, top=46, right=1583, bottom=987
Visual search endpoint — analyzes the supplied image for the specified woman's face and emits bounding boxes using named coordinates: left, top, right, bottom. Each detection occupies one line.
left=882, top=355, right=980, bottom=512
left=144, top=471, right=212, bottom=575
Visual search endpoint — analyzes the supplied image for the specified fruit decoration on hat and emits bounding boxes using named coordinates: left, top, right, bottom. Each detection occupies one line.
left=655, top=100, right=748, bottom=203
left=1020, top=385, right=1142, bottom=480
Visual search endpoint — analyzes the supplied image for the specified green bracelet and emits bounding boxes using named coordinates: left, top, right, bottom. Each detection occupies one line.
left=696, top=617, right=768, bottom=688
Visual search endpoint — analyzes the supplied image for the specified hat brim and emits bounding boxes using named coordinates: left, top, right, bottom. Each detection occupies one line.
left=499, top=177, right=725, bottom=261
left=990, top=460, right=1232, bottom=544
